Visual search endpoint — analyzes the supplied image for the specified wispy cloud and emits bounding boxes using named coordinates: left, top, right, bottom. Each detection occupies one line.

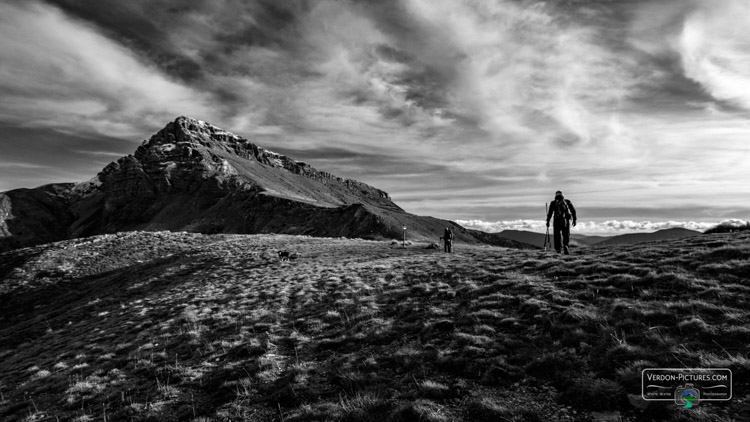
left=403, top=1, right=638, bottom=147
left=0, top=162, right=49, bottom=170
left=71, top=150, right=130, bottom=158
left=0, top=1, right=217, bottom=137
left=658, top=1, right=750, bottom=111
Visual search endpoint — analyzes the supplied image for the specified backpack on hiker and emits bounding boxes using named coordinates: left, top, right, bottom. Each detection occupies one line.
left=554, top=198, right=572, bottom=222
left=444, top=228, right=454, bottom=241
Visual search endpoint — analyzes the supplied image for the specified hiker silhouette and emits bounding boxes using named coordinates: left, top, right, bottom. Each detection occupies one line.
left=546, top=190, right=577, bottom=254
left=442, top=227, right=454, bottom=253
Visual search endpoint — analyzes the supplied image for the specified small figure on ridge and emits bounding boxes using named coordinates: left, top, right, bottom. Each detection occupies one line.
left=441, top=227, right=454, bottom=253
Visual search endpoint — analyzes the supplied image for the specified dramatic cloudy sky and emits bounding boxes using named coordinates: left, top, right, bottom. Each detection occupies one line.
left=1, top=0, right=749, bottom=234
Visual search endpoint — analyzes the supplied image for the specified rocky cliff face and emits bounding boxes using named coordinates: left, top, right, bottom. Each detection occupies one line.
left=0, top=117, right=523, bottom=251
left=144, top=118, right=391, bottom=195
left=125, top=117, right=394, bottom=205
left=71, top=116, right=402, bottom=236
left=0, top=184, right=76, bottom=251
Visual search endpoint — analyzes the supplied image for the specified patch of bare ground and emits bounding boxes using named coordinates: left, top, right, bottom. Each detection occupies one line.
left=1, top=231, right=749, bottom=421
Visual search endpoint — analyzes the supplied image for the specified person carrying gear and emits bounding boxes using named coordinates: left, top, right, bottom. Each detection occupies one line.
left=441, top=227, right=454, bottom=253
left=545, top=190, right=577, bottom=255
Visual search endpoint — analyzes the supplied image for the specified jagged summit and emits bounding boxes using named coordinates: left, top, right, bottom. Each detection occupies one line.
left=141, top=116, right=357, bottom=184
left=141, top=116, right=261, bottom=159
left=124, top=116, right=394, bottom=208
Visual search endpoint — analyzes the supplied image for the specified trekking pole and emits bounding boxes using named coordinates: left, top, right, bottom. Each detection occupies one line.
left=543, top=203, right=550, bottom=251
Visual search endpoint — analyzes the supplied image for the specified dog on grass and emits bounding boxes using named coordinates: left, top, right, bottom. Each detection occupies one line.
left=277, top=251, right=298, bottom=261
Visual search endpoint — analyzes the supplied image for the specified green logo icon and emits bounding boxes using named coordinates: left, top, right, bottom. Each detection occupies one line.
left=683, top=391, right=697, bottom=408
left=674, top=384, right=700, bottom=408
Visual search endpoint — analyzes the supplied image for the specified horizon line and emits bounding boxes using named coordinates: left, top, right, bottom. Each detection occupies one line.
left=455, top=218, right=749, bottom=236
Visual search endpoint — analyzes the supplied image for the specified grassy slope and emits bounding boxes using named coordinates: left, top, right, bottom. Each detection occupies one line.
left=1, top=231, right=749, bottom=421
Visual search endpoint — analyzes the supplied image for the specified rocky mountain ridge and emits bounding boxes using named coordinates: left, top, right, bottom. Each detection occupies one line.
left=0, top=117, right=524, bottom=251
left=124, top=117, right=395, bottom=206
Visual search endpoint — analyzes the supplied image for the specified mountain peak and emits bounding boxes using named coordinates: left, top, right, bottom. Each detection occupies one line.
left=142, top=116, right=242, bottom=151
left=172, top=115, right=241, bottom=141
left=141, top=116, right=315, bottom=175
left=130, top=116, right=394, bottom=208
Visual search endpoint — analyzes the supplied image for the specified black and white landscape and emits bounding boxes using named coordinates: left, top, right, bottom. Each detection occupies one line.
left=2, top=1, right=750, bottom=421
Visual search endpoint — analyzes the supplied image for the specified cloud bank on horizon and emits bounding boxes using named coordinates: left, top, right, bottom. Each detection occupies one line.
left=456, top=218, right=750, bottom=235
left=0, top=0, right=748, bottom=230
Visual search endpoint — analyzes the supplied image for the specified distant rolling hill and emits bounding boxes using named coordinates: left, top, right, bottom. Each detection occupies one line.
left=571, top=234, right=610, bottom=246
left=496, top=230, right=547, bottom=247
left=497, top=230, right=604, bottom=248
left=595, top=227, right=701, bottom=246
left=498, top=228, right=704, bottom=248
